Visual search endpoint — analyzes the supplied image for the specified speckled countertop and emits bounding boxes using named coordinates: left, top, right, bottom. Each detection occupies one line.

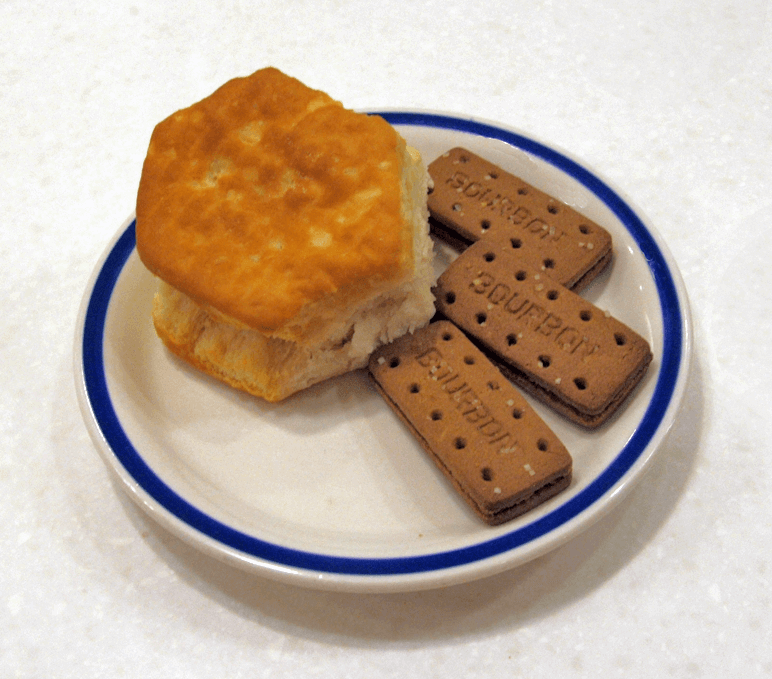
left=3, top=1, right=771, bottom=676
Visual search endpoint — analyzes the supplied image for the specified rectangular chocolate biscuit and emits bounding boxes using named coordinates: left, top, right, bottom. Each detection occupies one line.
left=368, top=320, right=572, bottom=525
left=428, top=147, right=613, bottom=291
left=433, top=243, right=653, bottom=428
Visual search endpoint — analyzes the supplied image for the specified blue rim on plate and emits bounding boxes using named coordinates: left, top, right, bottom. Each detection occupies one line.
left=80, top=112, right=686, bottom=580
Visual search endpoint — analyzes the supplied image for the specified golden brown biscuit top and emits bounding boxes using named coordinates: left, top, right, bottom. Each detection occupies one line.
left=136, top=67, right=412, bottom=334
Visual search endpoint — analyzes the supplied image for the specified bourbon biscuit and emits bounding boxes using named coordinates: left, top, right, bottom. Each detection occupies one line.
left=368, top=321, right=572, bottom=525
left=433, top=244, right=653, bottom=428
left=427, top=147, right=612, bottom=291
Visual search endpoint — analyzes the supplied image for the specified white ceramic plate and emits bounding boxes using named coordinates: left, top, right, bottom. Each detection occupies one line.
left=75, top=111, right=691, bottom=593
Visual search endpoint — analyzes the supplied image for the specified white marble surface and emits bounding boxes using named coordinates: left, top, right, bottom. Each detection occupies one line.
left=2, top=1, right=771, bottom=676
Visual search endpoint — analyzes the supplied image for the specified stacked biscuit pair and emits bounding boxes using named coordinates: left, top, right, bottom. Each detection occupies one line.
left=368, top=148, right=652, bottom=524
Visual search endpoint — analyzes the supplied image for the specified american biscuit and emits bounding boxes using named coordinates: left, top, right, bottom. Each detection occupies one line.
left=368, top=321, right=572, bottom=525
left=135, top=67, right=435, bottom=402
